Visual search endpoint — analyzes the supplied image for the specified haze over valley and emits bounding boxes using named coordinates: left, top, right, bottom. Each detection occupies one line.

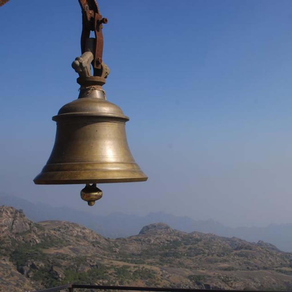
left=2, top=195, right=292, bottom=253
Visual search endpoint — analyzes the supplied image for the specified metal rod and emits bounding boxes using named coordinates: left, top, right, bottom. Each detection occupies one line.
left=71, top=285, right=292, bottom=292
left=72, top=285, right=208, bottom=291
left=32, top=284, right=72, bottom=292
left=31, top=284, right=292, bottom=292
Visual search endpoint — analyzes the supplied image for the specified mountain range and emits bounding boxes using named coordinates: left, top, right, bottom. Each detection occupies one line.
left=2, top=206, right=292, bottom=292
left=1, top=195, right=292, bottom=252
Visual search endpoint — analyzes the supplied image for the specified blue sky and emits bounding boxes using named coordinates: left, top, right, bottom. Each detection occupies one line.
left=1, top=0, right=292, bottom=227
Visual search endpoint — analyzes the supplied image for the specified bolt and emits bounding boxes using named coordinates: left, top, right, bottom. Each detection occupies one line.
left=102, top=18, right=108, bottom=24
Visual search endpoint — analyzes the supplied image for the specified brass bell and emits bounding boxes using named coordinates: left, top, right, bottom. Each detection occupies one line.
left=34, top=2, right=147, bottom=205
left=34, top=76, right=147, bottom=205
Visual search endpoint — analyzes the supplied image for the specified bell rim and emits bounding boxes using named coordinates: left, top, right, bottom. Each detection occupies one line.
left=34, top=162, right=148, bottom=185
left=34, top=176, right=148, bottom=185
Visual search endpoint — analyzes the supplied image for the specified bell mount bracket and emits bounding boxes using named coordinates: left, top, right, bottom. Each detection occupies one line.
left=72, top=0, right=110, bottom=83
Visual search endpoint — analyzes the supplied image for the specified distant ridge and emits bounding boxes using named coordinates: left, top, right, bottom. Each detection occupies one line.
left=1, top=194, right=292, bottom=252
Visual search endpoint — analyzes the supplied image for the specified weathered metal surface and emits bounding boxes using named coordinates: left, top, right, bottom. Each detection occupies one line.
left=72, top=37, right=110, bottom=80
left=0, top=0, right=9, bottom=6
left=72, top=38, right=95, bottom=77
left=78, top=0, right=108, bottom=72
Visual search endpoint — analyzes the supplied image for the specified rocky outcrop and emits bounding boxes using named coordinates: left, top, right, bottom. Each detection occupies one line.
left=0, top=206, right=43, bottom=255
left=257, top=240, right=280, bottom=252
left=0, top=206, right=32, bottom=234
left=139, top=223, right=173, bottom=234
left=0, top=257, right=37, bottom=292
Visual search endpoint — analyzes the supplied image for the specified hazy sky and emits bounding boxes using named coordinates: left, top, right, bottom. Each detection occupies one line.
left=1, top=0, right=292, bottom=228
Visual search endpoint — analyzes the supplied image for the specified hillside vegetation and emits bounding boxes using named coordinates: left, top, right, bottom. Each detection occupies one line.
left=1, top=206, right=292, bottom=291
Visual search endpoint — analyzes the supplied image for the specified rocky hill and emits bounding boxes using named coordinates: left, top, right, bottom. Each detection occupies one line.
left=3, top=195, right=292, bottom=253
left=1, top=206, right=292, bottom=292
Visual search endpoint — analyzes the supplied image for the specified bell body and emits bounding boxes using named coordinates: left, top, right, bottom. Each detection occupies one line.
left=34, top=86, right=147, bottom=185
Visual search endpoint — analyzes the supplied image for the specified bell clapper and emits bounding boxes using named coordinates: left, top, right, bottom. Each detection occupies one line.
left=81, top=184, right=103, bottom=206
